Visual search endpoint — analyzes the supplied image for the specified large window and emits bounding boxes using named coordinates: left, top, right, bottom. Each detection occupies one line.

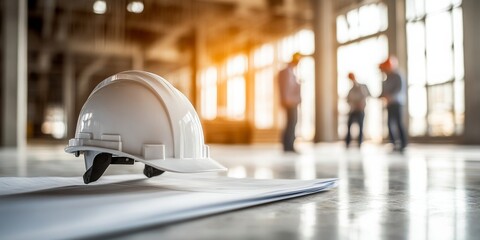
left=336, top=3, right=388, bottom=44
left=336, top=3, right=388, bottom=142
left=226, top=55, right=247, bottom=120
left=199, top=54, right=247, bottom=121
left=253, top=44, right=275, bottom=129
left=406, top=0, right=464, bottom=137
left=199, top=67, right=217, bottom=120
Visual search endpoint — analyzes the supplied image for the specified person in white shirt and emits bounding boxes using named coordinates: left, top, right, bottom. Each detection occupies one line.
left=278, top=52, right=302, bottom=153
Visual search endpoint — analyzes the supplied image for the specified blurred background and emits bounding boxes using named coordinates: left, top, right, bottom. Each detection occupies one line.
left=2, top=1, right=480, bottom=239
left=0, top=0, right=479, bottom=147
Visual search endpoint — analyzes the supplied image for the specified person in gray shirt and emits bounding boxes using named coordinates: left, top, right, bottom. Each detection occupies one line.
left=379, top=56, right=407, bottom=151
left=346, top=73, right=371, bottom=148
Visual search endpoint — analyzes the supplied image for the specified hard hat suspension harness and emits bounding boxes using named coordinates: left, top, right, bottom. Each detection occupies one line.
left=82, top=152, right=164, bottom=184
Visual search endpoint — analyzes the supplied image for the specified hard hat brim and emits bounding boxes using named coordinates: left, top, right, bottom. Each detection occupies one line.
left=65, top=146, right=227, bottom=173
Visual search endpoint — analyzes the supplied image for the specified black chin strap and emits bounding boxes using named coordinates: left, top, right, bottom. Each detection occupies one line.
left=83, top=153, right=112, bottom=184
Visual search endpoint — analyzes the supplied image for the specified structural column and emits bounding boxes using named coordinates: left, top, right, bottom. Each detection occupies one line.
left=63, top=53, right=76, bottom=139
left=463, top=0, right=480, bottom=144
left=385, top=0, right=408, bottom=137
left=2, top=0, right=28, bottom=148
left=386, top=0, right=407, bottom=72
left=312, top=0, right=336, bottom=142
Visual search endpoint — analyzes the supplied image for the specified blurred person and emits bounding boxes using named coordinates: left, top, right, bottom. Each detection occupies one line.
left=278, top=52, right=303, bottom=153
left=379, top=56, right=408, bottom=152
left=345, top=73, right=371, bottom=148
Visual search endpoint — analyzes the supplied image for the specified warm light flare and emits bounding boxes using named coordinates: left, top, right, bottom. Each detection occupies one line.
left=93, top=0, right=107, bottom=14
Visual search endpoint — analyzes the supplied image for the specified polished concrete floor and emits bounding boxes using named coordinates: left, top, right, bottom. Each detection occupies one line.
left=1, top=142, right=480, bottom=239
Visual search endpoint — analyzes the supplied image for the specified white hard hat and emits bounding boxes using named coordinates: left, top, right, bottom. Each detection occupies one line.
left=65, top=70, right=226, bottom=184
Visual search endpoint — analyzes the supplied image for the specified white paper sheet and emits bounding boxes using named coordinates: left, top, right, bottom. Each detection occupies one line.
left=0, top=173, right=337, bottom=240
